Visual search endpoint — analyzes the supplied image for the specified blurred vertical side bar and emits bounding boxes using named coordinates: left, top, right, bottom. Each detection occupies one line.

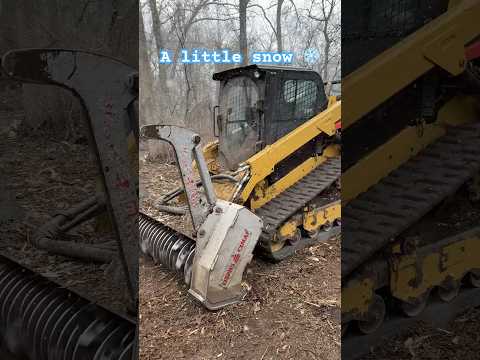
left=0, top=49, right=139, bottom=359
left=341, top=0, right=480, bottom=358
left=0, top=2, right=139, bottom=359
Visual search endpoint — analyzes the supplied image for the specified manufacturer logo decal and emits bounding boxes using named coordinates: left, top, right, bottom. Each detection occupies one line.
left=222, top=229, right=250, bottom=287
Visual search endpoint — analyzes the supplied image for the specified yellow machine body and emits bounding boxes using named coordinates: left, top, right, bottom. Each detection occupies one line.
left=198, top=98, right=341, bottom=247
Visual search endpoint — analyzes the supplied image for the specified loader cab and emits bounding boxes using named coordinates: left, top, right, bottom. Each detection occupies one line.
left=213, top=65, right=328, bottom=170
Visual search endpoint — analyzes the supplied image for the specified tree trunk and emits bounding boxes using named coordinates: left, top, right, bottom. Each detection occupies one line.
left=140, top=6, right=155, bottom=126
left=276, top=0, right=284, bottom=52
left=322, top=27, right=331, bottom=80
left=148, top=0, right=168, bottom=94
left=239, top=0, right=249, bottom=65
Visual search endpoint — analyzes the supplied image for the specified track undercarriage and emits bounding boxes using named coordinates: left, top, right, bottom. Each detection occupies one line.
left=256, top=157, right=341, bottom=261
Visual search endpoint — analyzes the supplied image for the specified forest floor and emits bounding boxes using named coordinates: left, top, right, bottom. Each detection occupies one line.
left=361, top=308, right=480, bottom=360
left=138, top=160, right=341, bottom=360
left=0, top=84, right=127, bottom=316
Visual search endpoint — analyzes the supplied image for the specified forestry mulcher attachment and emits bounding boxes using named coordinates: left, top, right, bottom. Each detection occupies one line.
left=0, top=49, right=138, bottom=359
left=140, top=65, right=341, bottom=309
left=342, top=1, right=480, bottom=357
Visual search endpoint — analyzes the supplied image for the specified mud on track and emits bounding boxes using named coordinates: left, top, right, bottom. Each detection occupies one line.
left=139, top=161, right=341, bottom=360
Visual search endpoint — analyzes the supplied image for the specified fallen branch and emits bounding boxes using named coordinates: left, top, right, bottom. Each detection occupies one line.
left=304, top=299, right=338, bottom=308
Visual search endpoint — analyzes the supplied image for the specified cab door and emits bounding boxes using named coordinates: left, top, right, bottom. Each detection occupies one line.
left=218, top=76, right=262, bottom=170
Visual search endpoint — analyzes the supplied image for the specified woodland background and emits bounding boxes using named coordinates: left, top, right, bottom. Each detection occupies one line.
left=140, top=0, right=341, bottom=158
left=0, top=0, right=340, bottom=156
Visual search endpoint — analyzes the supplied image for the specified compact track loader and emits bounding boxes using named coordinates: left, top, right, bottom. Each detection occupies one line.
left=140, top=65, right=341, bottom=309
left=341, top=1, right=480, bottom=357
left=0, top=49, right=138, bottom=359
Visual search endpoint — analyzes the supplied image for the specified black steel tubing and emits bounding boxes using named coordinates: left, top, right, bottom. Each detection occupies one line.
left=0, top=255, right=135, bottom=360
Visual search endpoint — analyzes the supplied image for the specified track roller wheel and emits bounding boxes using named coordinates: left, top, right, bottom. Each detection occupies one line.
left=321, top=221, right=333, bottom=232
left=308, top=220, right=339, bottom=239
left=400, top=292, right=429, bottom=317
left=437, top=281, right=460, bottom=302
left=468, top=271, right=480, bottom=288
left=269, top=239, right=287, bottom=253
left=270, top=229, right=301, bottom=253
left=357, top=294, right=386, bottom=334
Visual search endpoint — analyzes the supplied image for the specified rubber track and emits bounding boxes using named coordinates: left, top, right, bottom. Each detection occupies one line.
left=342, top=123, right=480, bottom=279
left=256, top=157, right=341, bottom=253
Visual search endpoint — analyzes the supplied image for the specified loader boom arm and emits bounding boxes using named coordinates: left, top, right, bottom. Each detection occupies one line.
left=239, top=99, right=341, bottom=205
left=343, top=0, right=480, bottom=130
left=140, top=125, right=216, bottom=231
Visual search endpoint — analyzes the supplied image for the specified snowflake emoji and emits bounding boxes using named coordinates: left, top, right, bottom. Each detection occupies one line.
left=304, top=48, right=320, bottom=64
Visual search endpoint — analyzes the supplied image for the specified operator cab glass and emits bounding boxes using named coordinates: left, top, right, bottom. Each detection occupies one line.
left=218, top=76, right=260, bottom=170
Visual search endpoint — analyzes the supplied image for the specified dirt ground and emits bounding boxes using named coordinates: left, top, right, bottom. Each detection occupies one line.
left=138, top=160, right=341, bottom=360
left=361, top=308, right=480, bottom=359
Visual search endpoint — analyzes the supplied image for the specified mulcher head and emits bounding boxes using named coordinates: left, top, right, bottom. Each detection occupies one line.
left=140, top=125, right=263, bottom=309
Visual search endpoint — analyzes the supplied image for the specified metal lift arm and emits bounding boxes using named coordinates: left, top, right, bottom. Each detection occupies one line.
left=239, top=99, right=341, bottom=206
left=343, top=0, right=480, bottom=130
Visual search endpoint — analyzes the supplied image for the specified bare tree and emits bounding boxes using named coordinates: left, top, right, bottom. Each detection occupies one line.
left=248, top=1, right=283, bottom=52
left=140, top=6, right=155, bottom=126
left=276, top=0, right=284, bottom=52
left=308, top=0, right=339, bottom=80
left=148, top=0, right=168, bottom=95
left=239, top=0, right=249, bottom=64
